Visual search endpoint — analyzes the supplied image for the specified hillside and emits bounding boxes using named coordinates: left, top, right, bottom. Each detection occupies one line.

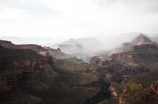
left=0, top=45, right=109, bottom=104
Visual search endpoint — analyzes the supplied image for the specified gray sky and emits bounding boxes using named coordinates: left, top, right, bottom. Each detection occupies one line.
left=0, top=0, right=158, bottom=39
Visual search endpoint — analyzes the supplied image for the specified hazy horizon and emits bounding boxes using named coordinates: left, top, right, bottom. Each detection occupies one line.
left=0, top=0, right=158, bottom=40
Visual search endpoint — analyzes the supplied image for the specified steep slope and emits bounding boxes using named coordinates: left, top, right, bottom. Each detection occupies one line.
left=0, top=45, right=108, bottom=104
left=0, top=45, right=54, bottom=104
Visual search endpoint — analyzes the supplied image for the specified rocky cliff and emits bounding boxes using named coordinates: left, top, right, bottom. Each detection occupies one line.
left=111, top=44, right=158, bottom=65
left=120, top=81, right=158, bottom=104
left=89, top=35, right=158, bottom=65
left=0, top=45, right=54, bottom=93
left=0, top=44, right=55, bottom=104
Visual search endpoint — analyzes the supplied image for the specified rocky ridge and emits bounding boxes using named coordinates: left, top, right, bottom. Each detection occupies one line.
left=112, top=34, right=156, bottom=54
left=0, top=39, right=81, bottom=62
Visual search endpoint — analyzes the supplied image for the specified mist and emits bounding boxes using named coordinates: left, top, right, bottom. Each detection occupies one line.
left=1, top=0, right=158, bottom=62
left=0, top=0, right=158, bottom=39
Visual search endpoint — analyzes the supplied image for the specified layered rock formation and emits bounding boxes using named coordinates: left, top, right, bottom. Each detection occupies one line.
left=0, top=44, right=55, bottom=104
left=0, top=45, right=54, bottom=92
left=89, top=35, right=158, bottom=66
left=111, top=44, right=158, bottom=65
left=112, top=34, right=156, bottom=54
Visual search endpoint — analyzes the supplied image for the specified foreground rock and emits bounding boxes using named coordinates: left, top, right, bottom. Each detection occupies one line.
left=120, top=81, right=158, bottom=104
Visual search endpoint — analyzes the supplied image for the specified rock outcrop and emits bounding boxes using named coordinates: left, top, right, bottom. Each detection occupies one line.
left=120, top=81, right=158, bottom=104
left=89, top=55, right=112, bottom=65
left=0, top=45, right=54, bottom=92
left=0, top=43, right=56, bottom=104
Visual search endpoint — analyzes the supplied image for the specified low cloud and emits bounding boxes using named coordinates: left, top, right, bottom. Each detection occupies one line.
left=0, top=0, right=158, bottom=41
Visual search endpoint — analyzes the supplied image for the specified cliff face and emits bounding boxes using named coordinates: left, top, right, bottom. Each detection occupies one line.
left=90, top=44, right=158, bottom=65
left=0, top=74, right=17, bottom=92
left=110, top=44, right=158, bottom=65
left=0, top=46, right=54, bottom=93
left=111, top=53, right=158, bottom=64
left=131, top=44, right=158, bottom=54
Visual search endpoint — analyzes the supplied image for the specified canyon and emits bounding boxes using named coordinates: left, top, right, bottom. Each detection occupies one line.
left=1, top=34, right=158, bottom=104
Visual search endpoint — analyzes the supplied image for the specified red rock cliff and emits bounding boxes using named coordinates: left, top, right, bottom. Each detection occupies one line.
left=0, top=46, right=54, bottom=93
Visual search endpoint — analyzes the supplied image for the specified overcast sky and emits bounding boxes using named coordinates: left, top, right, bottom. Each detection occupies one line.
left=0, top=0, right=158, bottom=39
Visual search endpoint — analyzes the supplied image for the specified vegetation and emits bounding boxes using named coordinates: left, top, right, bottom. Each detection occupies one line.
left=55, top=60, right=107, bottom=71
left=120, top=81, right=158, bottom=104
left=1, top=93, right=41, bottom=104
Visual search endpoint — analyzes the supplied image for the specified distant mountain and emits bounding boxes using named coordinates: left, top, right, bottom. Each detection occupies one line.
left=63, top=39, right=78, bottom=44
left=0, top=39, right=80, bottom=62
left=89, top=34, right=158, bottom=66
left=58, top=39, right=84, bottom=54
left=93, top=32, right=143, bottom=49
left=112, top=34, right=156, bottom=54
left=131, top=34, right=155, bottom=45
left=76, top=38, right=103, bottom=52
